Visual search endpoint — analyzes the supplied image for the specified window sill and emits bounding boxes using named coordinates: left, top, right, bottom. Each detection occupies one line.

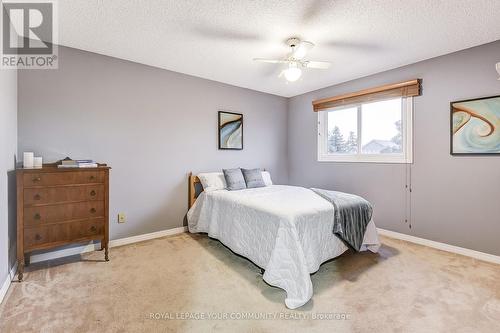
left=318, top=154, right=412, bottom=164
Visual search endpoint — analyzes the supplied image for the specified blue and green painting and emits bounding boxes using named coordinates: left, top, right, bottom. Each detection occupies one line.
left=219, top=112, right=243, bottom=150
left=451, top=96, right=500, bottom=154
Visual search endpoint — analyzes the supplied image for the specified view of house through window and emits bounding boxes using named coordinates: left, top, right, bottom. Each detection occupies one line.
left=319, top=97, right=412, bottom=163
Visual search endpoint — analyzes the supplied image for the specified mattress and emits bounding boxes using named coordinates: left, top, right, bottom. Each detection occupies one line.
left=187, top=185, right=380, bottom=309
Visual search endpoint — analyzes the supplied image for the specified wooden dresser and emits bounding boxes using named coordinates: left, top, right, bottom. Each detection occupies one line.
left=16, top=164, right=110, bottom=281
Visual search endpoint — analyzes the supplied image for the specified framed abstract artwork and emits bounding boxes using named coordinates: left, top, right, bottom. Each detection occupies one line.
left=218, top=111, right=243, bottom=150
left=451, top=95, right=500, bottom=155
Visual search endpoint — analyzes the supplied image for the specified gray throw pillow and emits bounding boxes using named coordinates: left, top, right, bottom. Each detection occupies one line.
left=222, top=168, right=247, bottom=191
left=241, top=168, right=266, bottom=188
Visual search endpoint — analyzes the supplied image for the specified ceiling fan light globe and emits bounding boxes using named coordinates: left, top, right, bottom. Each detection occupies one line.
left=284, top=67, right=302, bottom=82
left=292, top=46, right=308, bottom=60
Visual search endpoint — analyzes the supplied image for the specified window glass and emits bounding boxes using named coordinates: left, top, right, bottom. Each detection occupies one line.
left=361, top=98, right=402, bottom=154
left=327, top=107, right=358, bottom=154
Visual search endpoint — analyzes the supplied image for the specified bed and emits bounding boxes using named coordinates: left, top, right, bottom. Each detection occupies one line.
left=186, top=172, right=380, bottom=309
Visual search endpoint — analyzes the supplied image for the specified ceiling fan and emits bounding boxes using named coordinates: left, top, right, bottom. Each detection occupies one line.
left=254, top=38, right=331, bottom=82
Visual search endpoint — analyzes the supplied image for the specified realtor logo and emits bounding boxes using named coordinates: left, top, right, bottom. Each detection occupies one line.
left=1, top=0, right=58, bottom=69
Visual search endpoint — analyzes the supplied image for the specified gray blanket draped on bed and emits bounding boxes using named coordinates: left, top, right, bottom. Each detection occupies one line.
left=311, top=188, right=373, bottom=252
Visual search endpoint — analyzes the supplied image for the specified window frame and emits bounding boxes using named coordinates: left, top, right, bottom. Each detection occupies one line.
left=317, top=97, right=413, bottom=164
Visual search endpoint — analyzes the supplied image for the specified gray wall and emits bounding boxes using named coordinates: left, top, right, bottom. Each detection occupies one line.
left=288, top=40, right=500, bottom=256
left=0, top=69, right=17, bottom=284
left=17, top=41, right=500, bottom=257
left=18, top=46, right=288, bottom=240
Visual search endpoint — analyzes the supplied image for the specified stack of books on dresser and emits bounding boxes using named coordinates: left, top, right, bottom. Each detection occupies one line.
left=58, top=159, right=98, bottom=168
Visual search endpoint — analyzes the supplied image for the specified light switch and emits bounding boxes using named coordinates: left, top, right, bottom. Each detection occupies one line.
left=118, top=213, right=126, bottom=223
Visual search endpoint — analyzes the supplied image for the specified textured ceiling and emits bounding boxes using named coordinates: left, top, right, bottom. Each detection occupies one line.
left=58, top=0, right=500, bottom=97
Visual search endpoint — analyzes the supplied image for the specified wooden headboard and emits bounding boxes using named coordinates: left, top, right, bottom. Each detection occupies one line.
left=188, top=172, right=201, bottom=209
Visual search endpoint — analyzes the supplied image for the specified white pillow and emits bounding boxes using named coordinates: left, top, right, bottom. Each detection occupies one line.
left=198, top=172, right=227, bottom=192
left=261, top=171, right=273, bottom=186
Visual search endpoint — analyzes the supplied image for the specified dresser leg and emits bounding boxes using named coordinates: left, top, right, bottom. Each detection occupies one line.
left=18, top=261, right=24, bottom=282
left=105, top=245, right=109, bottom=261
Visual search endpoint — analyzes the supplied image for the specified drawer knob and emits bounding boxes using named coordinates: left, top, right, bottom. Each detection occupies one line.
left=35, top=234, right=42, bottom=241
left=90, top=190, right=96, bottom=197
left=90, top=208, right=96, bottom=214
left=34, top=213, right=41, bottom=220
left=32, top=176, right=41, bottom=182
left=34, top=194, right=41, bottom=200
left=90, top=226, right=97, bottom=232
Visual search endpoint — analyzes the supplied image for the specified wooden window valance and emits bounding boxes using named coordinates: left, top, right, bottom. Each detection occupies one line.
left=312, top=79, right=421, bottom=111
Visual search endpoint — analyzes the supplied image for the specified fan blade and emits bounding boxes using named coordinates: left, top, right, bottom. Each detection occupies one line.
left=292, top=41, right=314, bottom=60
left=304, top=61, right=331, bottom=69
left=253, top=58, right=288, bottom=64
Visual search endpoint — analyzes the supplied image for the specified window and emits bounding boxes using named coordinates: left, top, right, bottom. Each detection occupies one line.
left=318, top=97, right=413, bottom=163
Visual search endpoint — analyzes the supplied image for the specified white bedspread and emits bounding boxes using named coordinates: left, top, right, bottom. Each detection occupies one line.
left=187, top=185, right=380, bottom=309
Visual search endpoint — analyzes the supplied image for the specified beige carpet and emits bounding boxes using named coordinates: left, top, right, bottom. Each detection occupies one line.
left=1, top=233, right=499, bottom=333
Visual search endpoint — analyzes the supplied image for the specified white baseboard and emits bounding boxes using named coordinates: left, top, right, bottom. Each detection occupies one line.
left=109, top=226, right=187, bottom=248
left=377, top=228, right=500, bottom=265
left=0, top=262, right=18, bottom=305
left=0, top=274, right=11, bottom=305
left=29, top=243, right=102, bottom=264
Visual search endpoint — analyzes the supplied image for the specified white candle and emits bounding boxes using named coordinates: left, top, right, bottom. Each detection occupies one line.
left=34, top=157, right=43, bottom=168
left=23, top=152, right=34, bottom=168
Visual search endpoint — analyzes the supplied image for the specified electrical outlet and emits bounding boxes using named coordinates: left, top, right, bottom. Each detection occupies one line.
left=118, top=213, right=126, bottom=223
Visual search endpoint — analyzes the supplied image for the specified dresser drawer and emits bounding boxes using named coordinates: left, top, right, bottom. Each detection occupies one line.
left=24, top=201, right=105, bottom=226
left=70, top=219, right=104, bottom=239
left=24, top=219, right=104, bottom=250
left=24, top=171, right=105, bottom=187
left=24, top=185, right=104, bottom=206
left=24, top=224, right=70, bottom=250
